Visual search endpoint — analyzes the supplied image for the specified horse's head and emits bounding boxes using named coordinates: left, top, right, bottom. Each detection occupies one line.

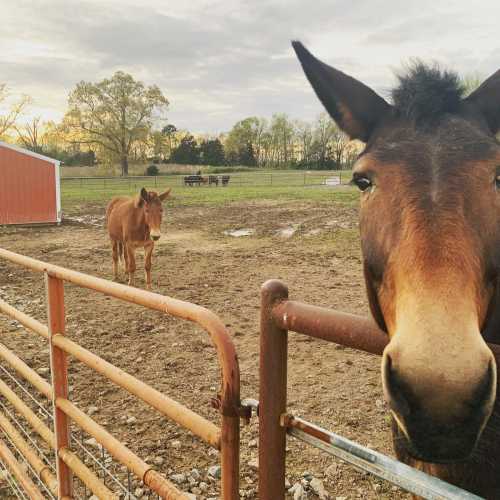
left=293, top=41, right=500, bottom=462
left=137, top=187, right=171, bottom=240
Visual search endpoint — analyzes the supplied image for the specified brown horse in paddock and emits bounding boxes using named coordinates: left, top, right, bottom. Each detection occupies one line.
left=106, top=187, right=171, bottom=289
left=293, top=41, right=500, bottom=498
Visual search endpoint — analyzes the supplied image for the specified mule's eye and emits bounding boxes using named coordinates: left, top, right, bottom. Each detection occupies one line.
left=352, top=175, right=372, bottom=192
left=496, top=168, right=500, bottom=191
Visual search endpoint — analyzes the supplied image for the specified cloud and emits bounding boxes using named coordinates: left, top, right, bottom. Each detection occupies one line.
left=0, top=0, right=499, bottom=132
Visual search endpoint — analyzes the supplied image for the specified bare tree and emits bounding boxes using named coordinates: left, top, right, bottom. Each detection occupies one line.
left=15, top=117, right=43, bottom=152
left=269, top=113, right=295, bottom=166
left=295, top=120, right=314, bottom=164
left=330, top=127, right=350, bottom=169
left=312, top=113, right=336, bottom=166
left=0, top=84, right=31, bottom=139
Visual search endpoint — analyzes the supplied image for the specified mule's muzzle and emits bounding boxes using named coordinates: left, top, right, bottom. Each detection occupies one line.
left=390, top=416, right=481, bottom=464
left=383, top=352, right=497, bottom=463
left=150, top=230, right=161, bottom=241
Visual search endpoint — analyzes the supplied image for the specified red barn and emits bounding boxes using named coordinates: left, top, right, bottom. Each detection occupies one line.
left=0, top=141, right=61, bottom=225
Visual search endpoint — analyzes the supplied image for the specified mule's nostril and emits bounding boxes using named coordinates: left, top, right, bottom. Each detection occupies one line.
left=382, top=352, right=411, bottom=417
left=470, top=357, right=497, bottom=413
left=382, top=344, right=496, bottom=463
left=152, top=235, right=160, bottom=241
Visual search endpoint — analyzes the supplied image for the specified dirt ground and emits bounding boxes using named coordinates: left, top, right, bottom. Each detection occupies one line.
left=0, top=199, right=409, bottom=499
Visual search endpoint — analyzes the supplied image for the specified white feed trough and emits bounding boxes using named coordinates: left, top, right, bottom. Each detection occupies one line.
left=323, top=176, right=341, bottom=186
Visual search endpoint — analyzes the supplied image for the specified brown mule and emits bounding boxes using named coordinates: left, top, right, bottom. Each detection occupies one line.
left=106, top=187, right=171, bottom=289
left=293, top=41, right=500, bottom=497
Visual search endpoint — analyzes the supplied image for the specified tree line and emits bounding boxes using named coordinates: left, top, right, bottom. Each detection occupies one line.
left=0, top=71, right=360, bottom=175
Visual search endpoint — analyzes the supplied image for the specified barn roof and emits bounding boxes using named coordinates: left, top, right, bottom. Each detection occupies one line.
left=0, top=140, right=60, bottom=165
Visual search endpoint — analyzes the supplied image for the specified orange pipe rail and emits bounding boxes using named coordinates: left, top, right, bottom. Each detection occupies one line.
left=58, top=447, right=118, bottom=500
left=0, top=378, right=54, bottom=447
left=0, top=439, right=46, bottom=500
left=0, top=411, right=58, bottom=496
left=0, top=378, right=119, bottom=498
left=0, top=248, right=240, bottom=417
left=0, top=342, right=53, bottom=399
left=272, top=298, right=387, bottom=355
left=52, top=334, right=221, bottom=448
left=0, top=297, right=49, bottom=339
left=56, top=397, right=189, bottom=498
left=0, top=298, right=222, bottom=448
left=0, top=247, right=241, bottom=499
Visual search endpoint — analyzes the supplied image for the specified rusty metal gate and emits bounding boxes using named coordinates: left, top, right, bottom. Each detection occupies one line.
left=0, top=248, right=241, bottom=499
left=258, top=279, right=500, bottom=500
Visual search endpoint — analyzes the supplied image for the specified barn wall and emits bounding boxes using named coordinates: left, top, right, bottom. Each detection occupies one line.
left=0, top=146, right=58, bottom=224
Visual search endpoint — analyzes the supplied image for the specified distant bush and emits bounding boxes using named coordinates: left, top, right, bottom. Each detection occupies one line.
left=145, top=164, right=159, bottom=176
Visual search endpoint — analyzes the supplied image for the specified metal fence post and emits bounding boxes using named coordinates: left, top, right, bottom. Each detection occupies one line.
left=259, top=279, right=288, bottom=500
left=46, top=273, right=73, bottom=498
left=221, top=410, right=240, bottom=500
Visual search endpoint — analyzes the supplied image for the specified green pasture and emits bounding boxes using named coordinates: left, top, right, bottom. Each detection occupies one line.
left=61, top=170, right=358, bottom=212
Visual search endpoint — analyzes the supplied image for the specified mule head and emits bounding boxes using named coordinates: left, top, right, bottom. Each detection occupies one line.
left=137, top=187, right=171, bottom=241
left=293, top=41, right=500, bottom=462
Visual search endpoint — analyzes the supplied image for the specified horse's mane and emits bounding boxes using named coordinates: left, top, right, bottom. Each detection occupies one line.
left=391, top=61, right=465, bottom=126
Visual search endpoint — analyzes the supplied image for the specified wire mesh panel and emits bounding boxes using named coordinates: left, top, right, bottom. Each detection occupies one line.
left=0, top=362, right=56, bottom=499
left=0, top=359, right=162, bottom=499
left=0, top=248, right=242, bottom=499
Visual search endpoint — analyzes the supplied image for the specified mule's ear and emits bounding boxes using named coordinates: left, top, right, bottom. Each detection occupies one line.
left=159, top=188, right=171, bottom=202
left=135, top=187, right=148, bottom=208
left=292, top=41, right=391, bottom=141
left=465, top=69, right=500, bottom=135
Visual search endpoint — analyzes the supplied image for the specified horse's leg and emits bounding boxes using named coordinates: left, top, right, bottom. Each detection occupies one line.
left=144, top=241, right=154, bottom=290
left=111, top=240, right=119, bottom=280
left=126, top=243, right=136, bottom=286
left=118, top=241, right=125, bottom=270
left=122, top=242, right=128, bottom=274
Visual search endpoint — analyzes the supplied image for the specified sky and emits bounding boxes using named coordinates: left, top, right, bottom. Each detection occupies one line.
left=1, top=0, right=499, bottom=134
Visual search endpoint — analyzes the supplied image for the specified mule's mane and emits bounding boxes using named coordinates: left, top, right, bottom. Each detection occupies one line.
left=391, top=62, right=465, bottom=125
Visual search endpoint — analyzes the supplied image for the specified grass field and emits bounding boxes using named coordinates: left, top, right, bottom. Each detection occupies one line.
left=61, top=170, right=358, bottom=212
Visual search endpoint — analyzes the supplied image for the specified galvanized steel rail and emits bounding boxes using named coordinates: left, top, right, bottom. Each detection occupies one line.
left=0, top=247, right=241, bottom=499
left=283, top=415, right=482, bottom=500
left=259, top=279, right=495, bottom=500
